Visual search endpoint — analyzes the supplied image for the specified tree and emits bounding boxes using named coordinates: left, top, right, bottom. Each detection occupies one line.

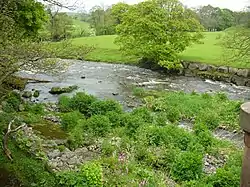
left=196, top=5, right=235, bottom=31
left=89, top=5, right=116, bottom=36
left=115, top=0, right=204, bottom=69
left=221, top=5, right=250, bottom=64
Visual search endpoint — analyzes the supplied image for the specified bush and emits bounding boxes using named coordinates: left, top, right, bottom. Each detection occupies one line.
left=133, top=87, right=145, bottom=97
left=81, top=162, right=103, bottom=186
left=138, top=125, right=194, bottom=151
left=84, top=115, right=111, bottom=137
left=69, top=93, right=97, bottom=116
left=171, top=151, right=203, bottom=181
left=2, top=91, right=22, bottom=112
left=131, top=107, right=153, bottom=123
left=24, top=103, right=44, bottom=115
left=194, top=123, right=214, bottom=150
left=88, top=99, right=122, bottom=116
left=61, top=111, right=83, bottom=131
left=67, top=124, right=85, bottom=150
left=123, top=114, right=145, bottom=136
left=58, top=93, right=97, bottom=115
left=208, top=167, right=240, bottom=187
left=57, top=162, right=102, bottom=187
left=58, top=95, right=73, bottom=112
left=196, top=111, right=220, bottom=130
left=106, top=111, right=124, bottom=128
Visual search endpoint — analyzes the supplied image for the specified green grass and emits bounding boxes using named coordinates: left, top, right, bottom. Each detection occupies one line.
left=71, top=32, right=250, bottom=68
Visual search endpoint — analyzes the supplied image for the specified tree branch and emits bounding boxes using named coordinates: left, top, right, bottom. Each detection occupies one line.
left=2, top=118, right=26, bottom=161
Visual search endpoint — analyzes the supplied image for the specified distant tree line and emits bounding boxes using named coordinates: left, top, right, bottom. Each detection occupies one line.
left=76, top=4, right=250, bottom=35
left=194, top=5, right=250, bottom=31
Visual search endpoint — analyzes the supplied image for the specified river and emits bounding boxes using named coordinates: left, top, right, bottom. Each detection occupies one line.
left=18, top=60, right=250, bottom=104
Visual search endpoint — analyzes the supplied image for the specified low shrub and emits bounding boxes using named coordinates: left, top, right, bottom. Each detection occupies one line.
left=67, top=124, right=85, bottom=150
left=194, top=123, right=214, bottom=150
left=131, top=107, right=153, bottom=123
left=2, top=91, right=22, bottom=112
left=171, top=151, right=203, bottom=181
left=84, top=115, right=111, bottom=137
left=88, top=99, right=122, bottom=116
left=61, top=111, right=83, bottom=131
left=57, top=161, right=103, bottom=187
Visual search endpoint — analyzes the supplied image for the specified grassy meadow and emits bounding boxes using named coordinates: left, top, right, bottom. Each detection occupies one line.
left=71, top=32, right=249, bottom=68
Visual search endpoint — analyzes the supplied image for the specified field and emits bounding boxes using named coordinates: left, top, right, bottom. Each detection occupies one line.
left=71, top=32, right=249, bottom=68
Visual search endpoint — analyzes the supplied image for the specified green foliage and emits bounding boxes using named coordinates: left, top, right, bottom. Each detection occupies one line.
left=131, top=107, right=153, bottom=123
left=84, top=115, right=111, bottom=137
left=57, top=162, right=102, bottom=187
left=171, top=151, right=203, bottom=181
left=89, top=6, right=116, bottom=36
left=58, top=95, right=72, bottom=112
left=148, top=91, right=240, bottom=130
left=194, top=123, right=214, bottom=150
left=208, top=167, right=240, bottom=187
left=1, top=142, right=57, bottom=187
left=24, top=103, right=44, bottom=115
left=2, top=92, right=22, bottom=112
left=61, top=111, right=83, bottom=131
left=115, top=0, right=203, bottom=69
left=67, top=124, right=85, bottom=150
left=88, top=99, right=122, bottom=116
left=132, top=87, right=145, bottom=97
left=58, top=92, right=97, bottom=115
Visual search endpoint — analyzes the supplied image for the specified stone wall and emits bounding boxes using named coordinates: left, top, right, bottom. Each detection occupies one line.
left=181, top=61, right=250, bottom=86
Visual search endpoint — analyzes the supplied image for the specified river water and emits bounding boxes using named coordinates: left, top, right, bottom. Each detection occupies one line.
left=18, top=60, right=250, bottom=103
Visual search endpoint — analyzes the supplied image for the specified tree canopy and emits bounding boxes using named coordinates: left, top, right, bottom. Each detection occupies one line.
left=114, top=0, right=204, bottom=69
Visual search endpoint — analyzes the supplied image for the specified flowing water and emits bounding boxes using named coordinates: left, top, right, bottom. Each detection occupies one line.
left=18, top=60, right=250, bottom=103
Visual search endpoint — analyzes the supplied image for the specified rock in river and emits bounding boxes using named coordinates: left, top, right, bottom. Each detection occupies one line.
left=49, top=85, right=79, bottom=95
left=22, top=91, right=32, bottom=98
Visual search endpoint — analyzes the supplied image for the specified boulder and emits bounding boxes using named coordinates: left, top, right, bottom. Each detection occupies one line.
left=217, top=66, right=228, bottom=74
left=236, top=69, right=250, bottom=78
left=188, top=63, right=199, bottom=70
left=181, top=61, right=190, bottom=69
left=22, top=91, right=32, bottom=98
left=198, top=64, right=208, bottom=71
left=228, top=67, right=238, bottom=75
left=207, top=65, right=216, bottom=72
left=230, top=76, right=247, bottom=86
left=47, top=149, right=61, bottom=159
left=49, top=85, right=78, bottom=95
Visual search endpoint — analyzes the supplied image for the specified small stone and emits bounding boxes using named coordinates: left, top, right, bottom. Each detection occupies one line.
left=217, top=66, right=228, bottom=73
left=236, top=69, right=250, bottom=77
left=198, top=64, right=208, bottom=71
left=188, top=63, right=199, bottom=70
left=48, top=149, right=61, bottom=159
left=33, top=90, right=40, bottom=98
left=19, top=104, right=25, bottom=112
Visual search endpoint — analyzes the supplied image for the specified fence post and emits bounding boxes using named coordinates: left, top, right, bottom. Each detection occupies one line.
left=240, top=102, right=250, bottom=187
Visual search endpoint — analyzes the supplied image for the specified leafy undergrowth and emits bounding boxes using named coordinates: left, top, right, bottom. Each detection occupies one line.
left=0, top=91, right=243, bottom=186
left=135, top=89, right=242, bottom=131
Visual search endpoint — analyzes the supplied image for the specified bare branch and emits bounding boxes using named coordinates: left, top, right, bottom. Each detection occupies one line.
left=2, top=119, right=26, bottom=161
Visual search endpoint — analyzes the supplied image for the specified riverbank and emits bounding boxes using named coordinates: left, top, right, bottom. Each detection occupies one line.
left=71, top=32, right=250, bottom=69
left=0, top=89, right=244, bottom=186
